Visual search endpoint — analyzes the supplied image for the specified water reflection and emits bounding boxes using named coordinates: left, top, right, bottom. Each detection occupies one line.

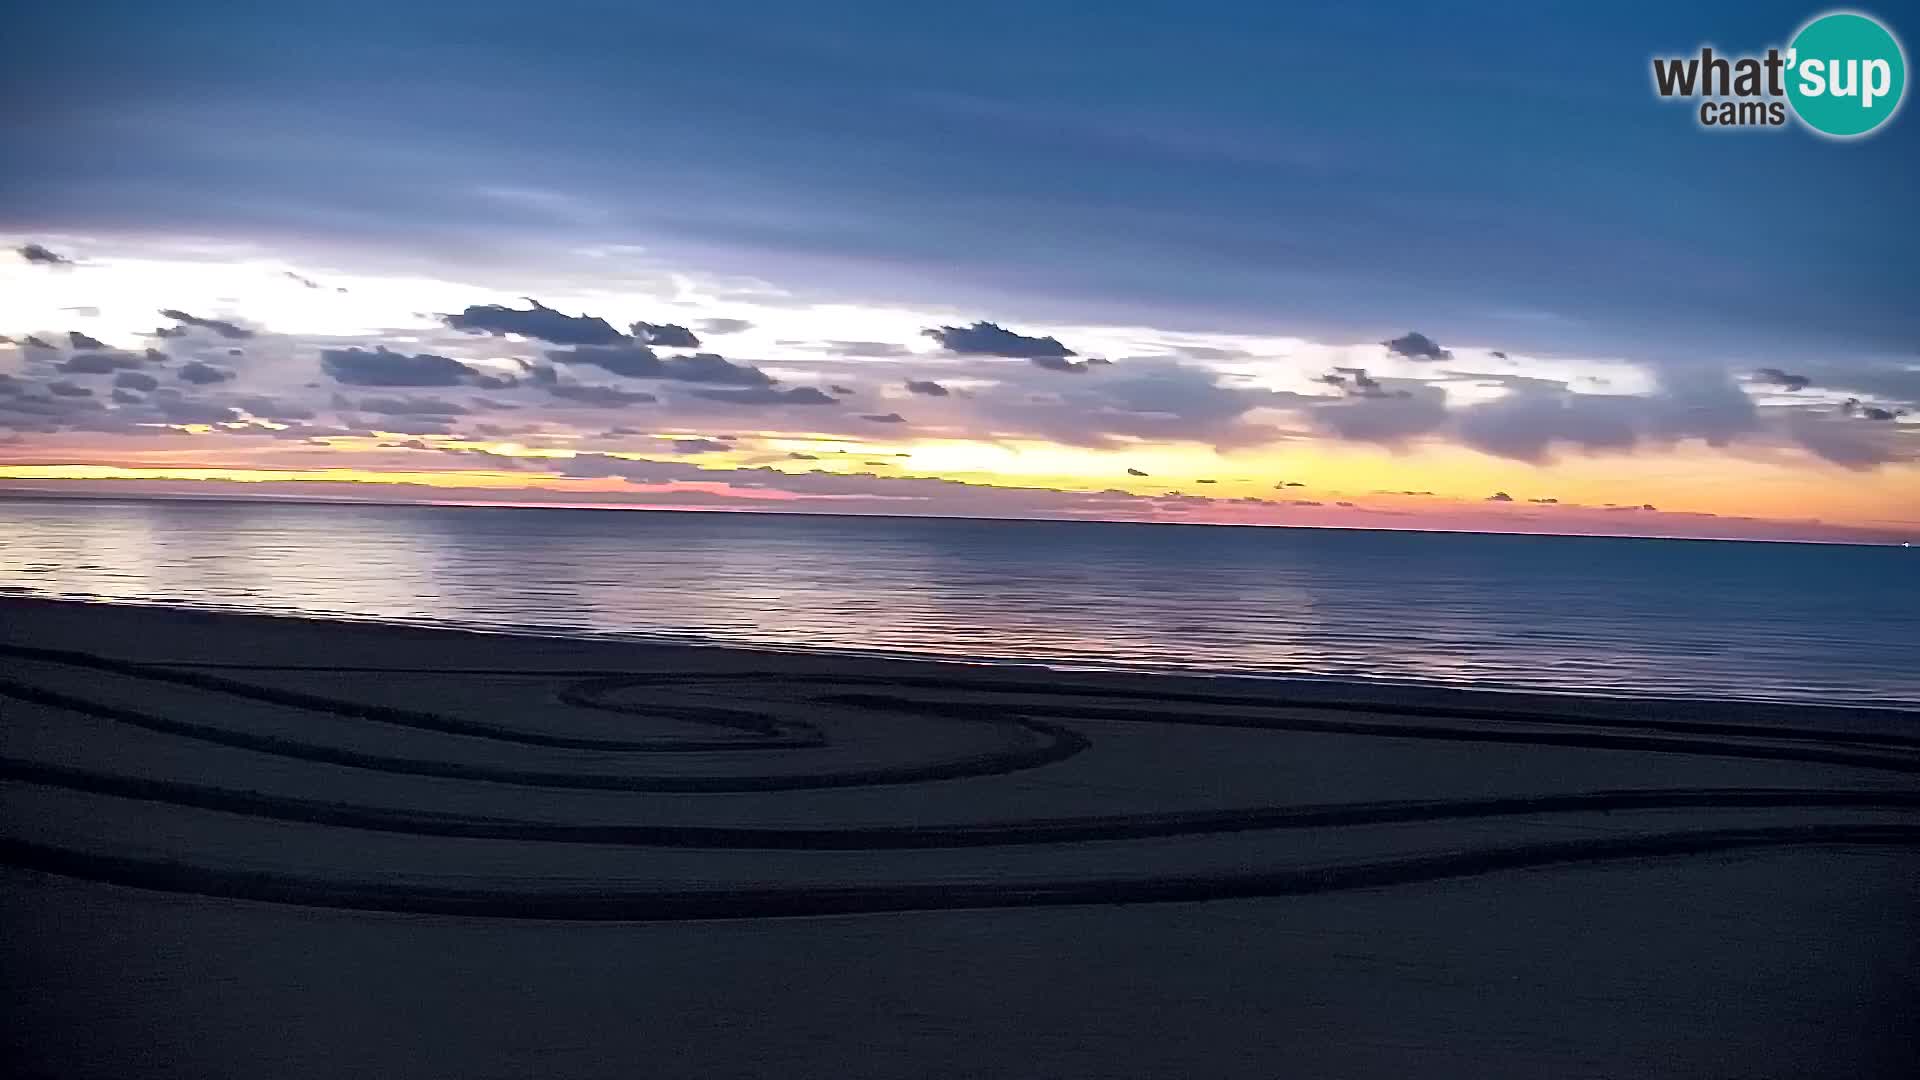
left=2, top=499, right=1915, bottom=707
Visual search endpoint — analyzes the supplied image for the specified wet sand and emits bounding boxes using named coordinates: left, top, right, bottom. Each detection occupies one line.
left=2, top=597, right=1916, bottom=1077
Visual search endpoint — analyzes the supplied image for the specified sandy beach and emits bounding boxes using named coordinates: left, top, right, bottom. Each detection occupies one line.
left=2, top=596, right=1916, bottom=1077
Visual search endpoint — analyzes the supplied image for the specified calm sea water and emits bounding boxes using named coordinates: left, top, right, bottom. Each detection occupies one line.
left=1, top=497, right=1915, bottom=707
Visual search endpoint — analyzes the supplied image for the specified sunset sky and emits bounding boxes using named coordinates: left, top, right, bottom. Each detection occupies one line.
left=3, top=2, right=1914, bottom=543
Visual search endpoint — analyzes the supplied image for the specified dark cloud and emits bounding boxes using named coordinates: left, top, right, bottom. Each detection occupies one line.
left=110, top=388, right=144, bottom=405
left=698, top=318, right=754, bottom=335
left=668, top=438, right=732, bottom=454
left=321, top=347, right=477, bottom=387
left=158, top=309, right=254, bottom=340
left=1321, top=367, right=1407, bottom=399
left=861, top=412, right=907, bottom=423
left=284, top=271, right=324, bottom=289
left=829, top=385, right=855, bottom=395
left=548, top=345, right=773, bottom=386
left=18, top=243, right=73, bottom=266
left=48, top=381, right=93, bottom=397
left=68, top=331, right=111, bottom=351
left=629, top=322, right=701, bottom=348
left=1195, top=479, right=1216, bottom=484
left=1528, top=497, right=1560, bottom=504
left=58, top=351, right=146, bottom=374
left=113, top=371, right=160, bottom=392
left=353, top=395, right=468, bottom=416
left=1842, top=400, right=1906, bottom=422
left=923, top=321, right=1079, bottom=366
left=1382, top=331, right=1452, bottom=361
left=444, top=299, right=625, bottom=345
left=1487, top=491, right=1513, bottom=502
left=176, top=361, right=234, bottom=385
left=904, top=379, right=950, bottom=397
left=787, top=452, right=819, bottom=460
left=1127, top=467, right=1149, bottom=477
left=692, top=386, right=839, bottom=406
left=1754, top=367, right=1811, bottom=392
left=663, top=352, right=775, bottom=386
left=23, top=336, right=55, bottom=349
left=545, top=383, right=659, bottom=407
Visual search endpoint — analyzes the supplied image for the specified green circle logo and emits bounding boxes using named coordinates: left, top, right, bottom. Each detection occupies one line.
left=1787, top=11, right=1907, bottom=137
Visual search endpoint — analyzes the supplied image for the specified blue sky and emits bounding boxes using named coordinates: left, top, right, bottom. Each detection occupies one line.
left=6, top=1, right=1913, bottom=362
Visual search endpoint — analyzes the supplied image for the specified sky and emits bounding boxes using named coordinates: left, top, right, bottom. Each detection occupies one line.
left=2, top=1, right=1915, bottom=543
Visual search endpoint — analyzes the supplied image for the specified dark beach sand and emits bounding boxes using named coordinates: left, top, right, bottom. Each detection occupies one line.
left=2, top=597, right=1916, bottom=1078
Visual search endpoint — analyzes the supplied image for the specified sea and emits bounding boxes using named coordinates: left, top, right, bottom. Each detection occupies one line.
left=1, top=496, right=1915, bottom=708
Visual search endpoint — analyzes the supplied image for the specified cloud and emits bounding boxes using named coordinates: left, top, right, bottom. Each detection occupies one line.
left=158, top=309, right=254, bottom=340
left=1382, top=331, right=1452, bottom=361
left=861, top=412, right=907, bottom=423
left=698, top=318, right=754, bottom=335
left=112, top=371, right=160, bottom=392
left=904, top=379, right=950, bottom=396
left=444, top=299, right=625, bottom=345
left=352, top=395, right=468, bottom=416
left=18, top=243, right=73, bottom=266
left=321, top=346, right=478, bottom=387
left=1786, top=409, right=1914, bottom=468
left=829, top=340, right=913, bottom=357
left=1487, top=491, right=1513, bottom=502
left=176, top=361, right=234, bottom=385
left=1754, top=367, right=1811, bottom=391
left=1843, top=400, right=1906, bottom=421
left=68, top=331, right=111, bottom=351
left=923, top=321, right=1079, bottom=366
left=829, top=384, right=855, bottom=395
left=545, top=383, right=659, bottom=407
left=110, top=388, right=144, bottom=405
left=629, top=321, right=701, bottom=348
left=787, top=452, right=819, bottom=460
left=548, top=345, right=773, bottom=385
left=1449, top=367, right=1757, bottom=462
left=1127, top=467, right=1149, bottom=476
left=238, top=395, right=314, bottom=420
left=1312, top=383, right=1449, bottom=443
left=58, top=351, right=147, bottom=374
left=692, top=386, right=839, bottom=406
left=1321, top=367, right=1407, bottom=399
left=667, top=438, right=731, bottom=454
left=151, top=395, right=242, bottom=424
left=48, top=381, right=93, bottom=397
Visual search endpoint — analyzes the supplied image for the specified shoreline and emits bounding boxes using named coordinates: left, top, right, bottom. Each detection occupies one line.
left=7, top=594, right=1917, bottom=720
